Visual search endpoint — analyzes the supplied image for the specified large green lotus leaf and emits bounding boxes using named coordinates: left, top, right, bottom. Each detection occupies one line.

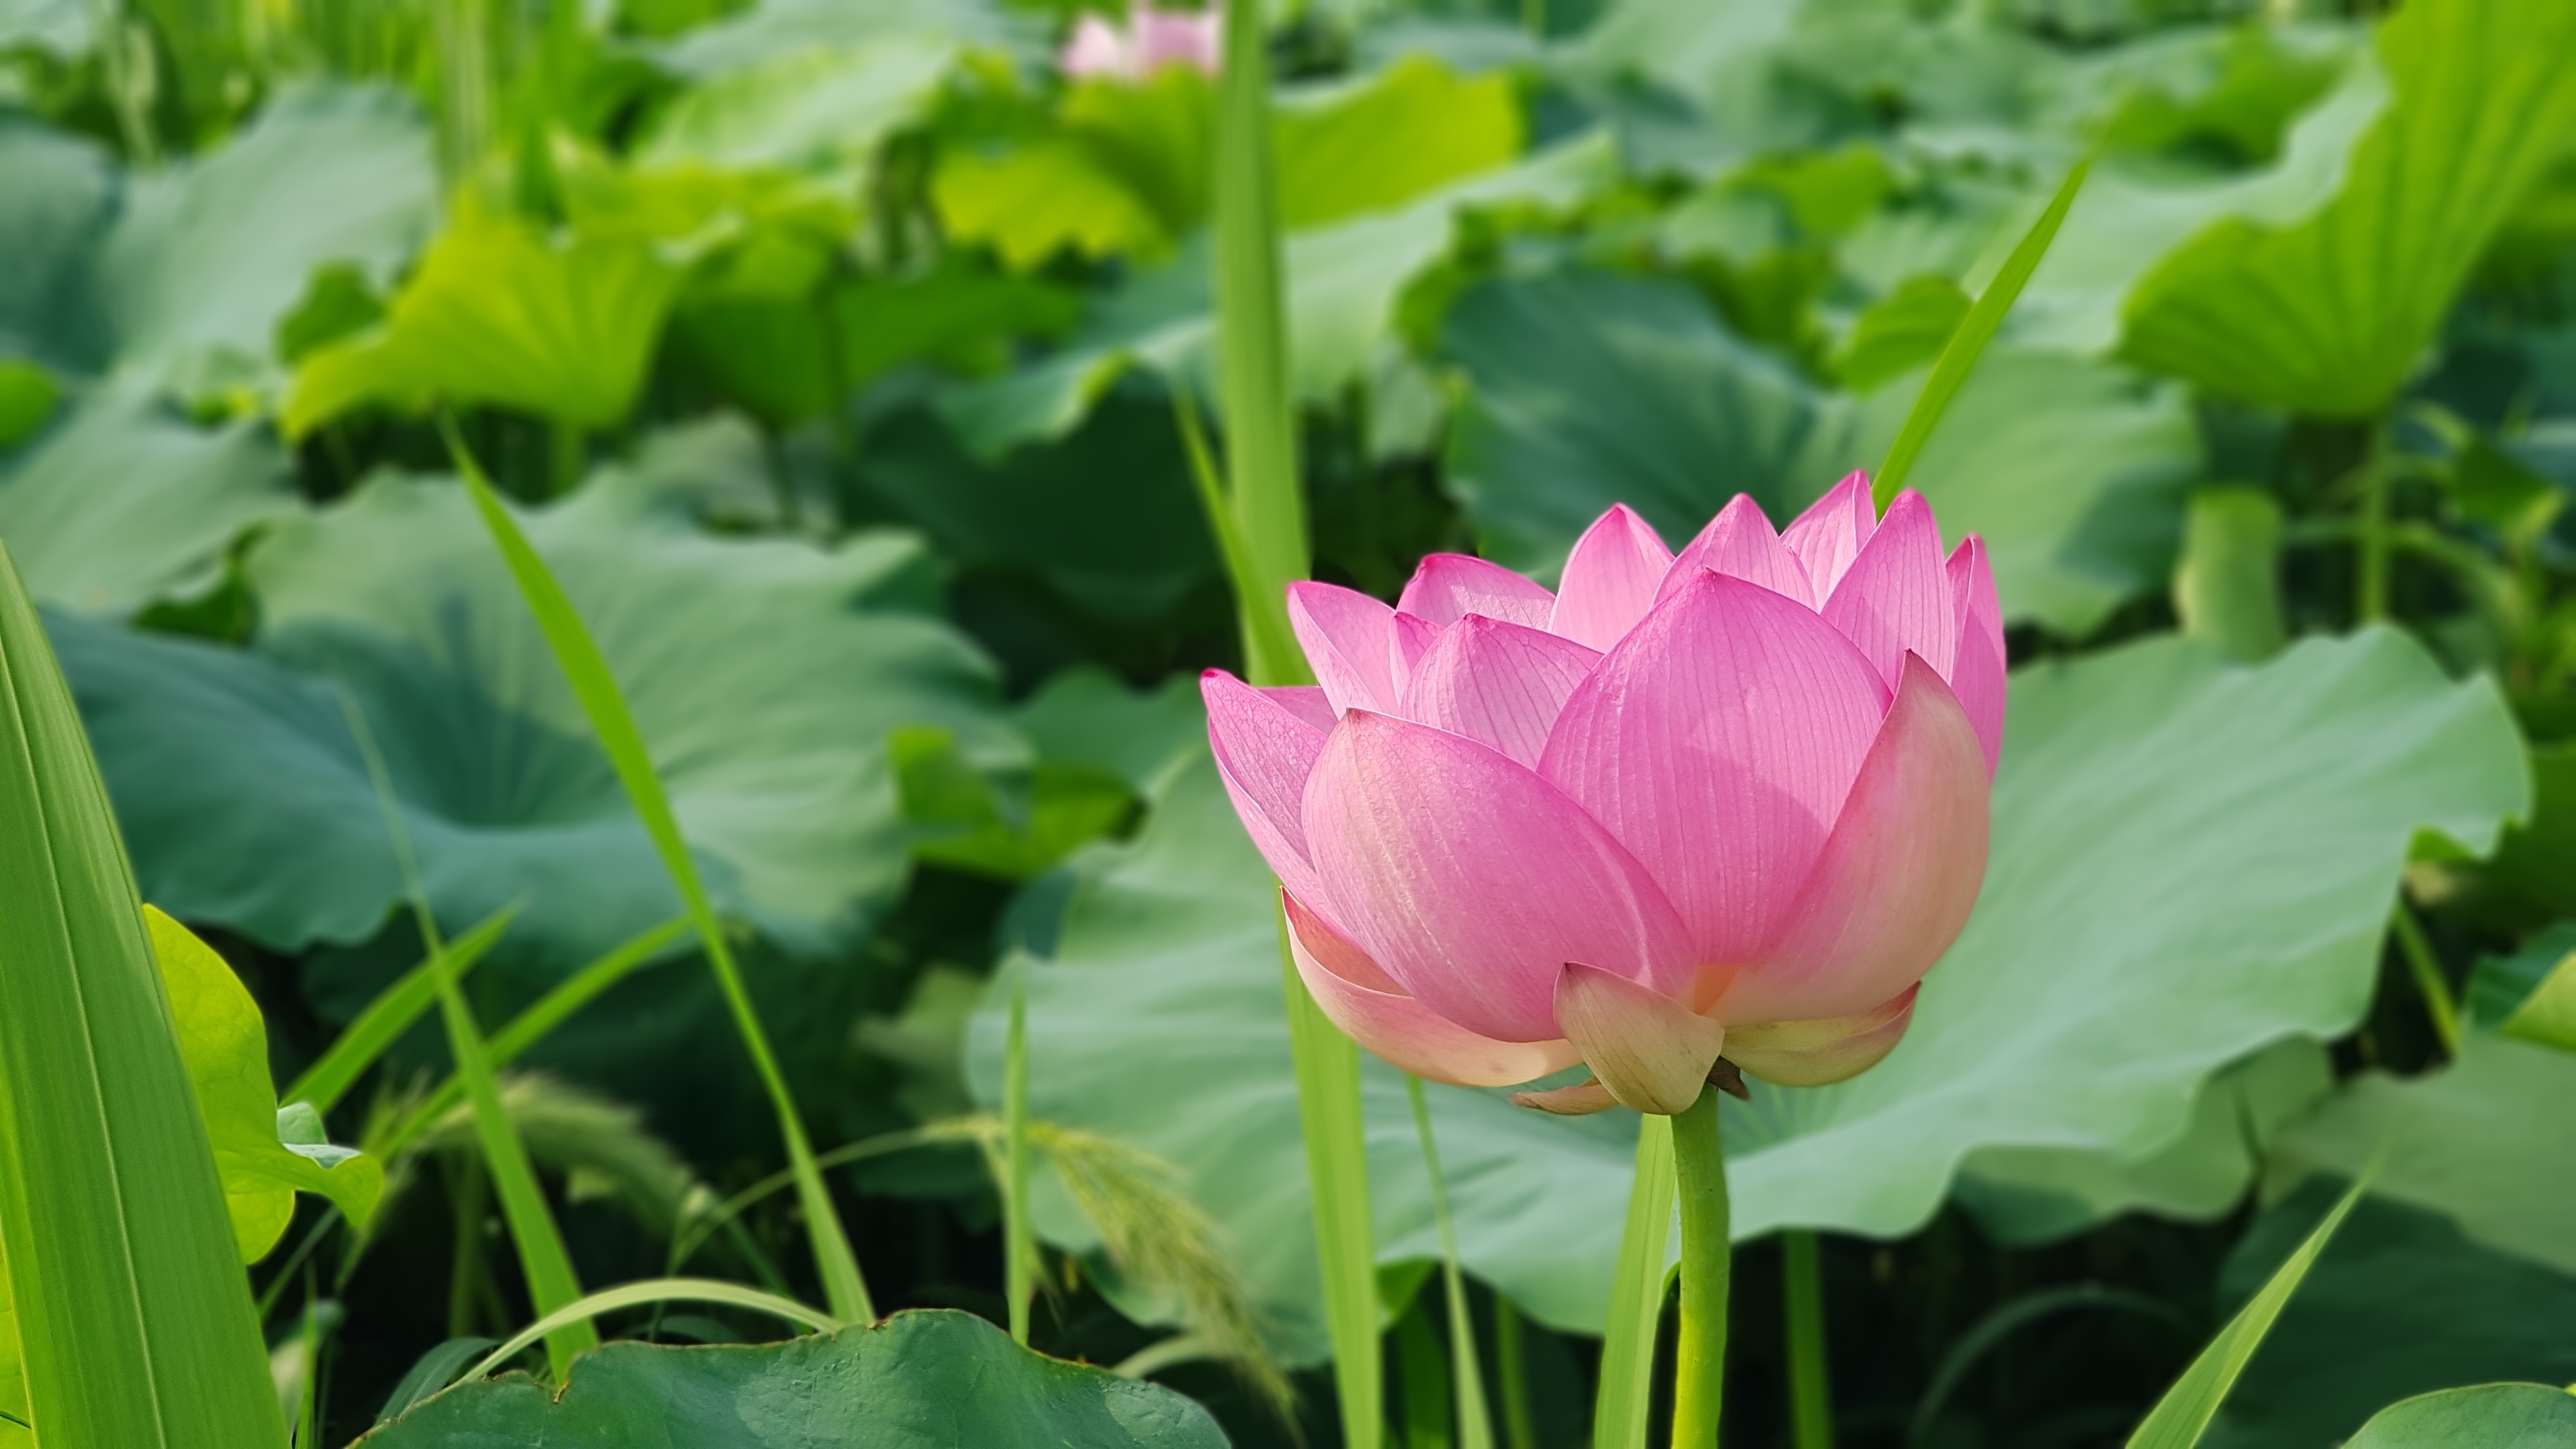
left=54, top=464, right=1006, bottom=977
left=936, top=134, right=1616, bottom=458
left=283, top=199, right=685, bottom=435
left=0, top=380, right=296, bottom=615
left=0, top=117, right=112, bottom=371
left=2009, top=50, right=2386, bottom=356
left=2118, top=0, right=2576, bottom=415
left=96, top=83, right=435, bottom=396
left=1951, top=1037, right=2333, bottom=1246
left=1273, top=55, right=1522, bottom=230
left=638, top=36, right=956, bottom=172
left=2199, top=1181, right=2576, bottom=1449
left=967, top=628, right=2523, bottom=1360
left=145, top=908, right=379, bottom=1263
left=2267, top=1032, right=2576, bottom=1279
left=1439, top=266, right=2198, bottom=634
left=359, top=1309, right=1225, bottom=1447
left=2342, top=1384, right=2576, bottom=1448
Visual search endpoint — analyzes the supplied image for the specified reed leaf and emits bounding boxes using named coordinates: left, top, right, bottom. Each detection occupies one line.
left=441, top=419, right=875, bottom=1323
left=0, top=539, right=284, bottom=1447
left=282, top=907, right=518, bottom=1115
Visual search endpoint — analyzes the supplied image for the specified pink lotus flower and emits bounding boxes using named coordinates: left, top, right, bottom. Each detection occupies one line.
left=1059, top=4, right=1221, bottom=82
left=1201, top=477, right=2003, bottom=1115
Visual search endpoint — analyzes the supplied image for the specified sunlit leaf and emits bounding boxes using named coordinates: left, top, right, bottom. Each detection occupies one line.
left=2119, top=0, right=2576, bottom=415
left=967, top=628, right=2523, bottom=1357
left=358, top=1308, right=1227, bottom=1446
left=284, top=198, right=686, bottom=435
left=1273, top=56, right=1521, bottom=229
left=144, top=907, right=381, bottom=1262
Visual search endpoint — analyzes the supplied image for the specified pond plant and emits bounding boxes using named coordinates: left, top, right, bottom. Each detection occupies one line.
left=2, top=0, right=2576, bottom=1445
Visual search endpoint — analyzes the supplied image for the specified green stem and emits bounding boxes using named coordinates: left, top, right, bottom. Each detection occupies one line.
left=2356, top=435, right=2390, bottom=624
left=1494, top=1296, right=1538, bottom=1449
left=2389, top=903, right=2461, bottom=1055
left=1407, top=1076, right=1494, bottom=1449
left=1278, top=913, right=1381, bottom=1449
left=1669, top=1091, right=1730, bottom=1449
left=1004, top=967, right=1034, bottom=1345
left=1782, top=1230, right=1833, bottom=1449
left=546, top=419, right=583, bottom=500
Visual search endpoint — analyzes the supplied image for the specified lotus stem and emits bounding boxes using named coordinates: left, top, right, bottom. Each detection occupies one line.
left=1669, top=1087, right=1731, bottom=1448
left=1784, top=1229, right=1834, bottom=1449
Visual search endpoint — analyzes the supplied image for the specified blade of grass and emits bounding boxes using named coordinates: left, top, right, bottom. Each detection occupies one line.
left=1782, top=1230, right=1834, bottom=1449
left=283, top=907, right=519, bottom=1114
left=1406, top=1076, right=1495, bottom=1449
left=457, top=1278, right=839, bottom=1386
left=2388, top=904, right=2462, bottom=1055
left=1208, top=0, right=1377, bottom=1423
left=367, top=916, right=693, bottom=1158
left=1172, top=387, right=1305, bottom=682
left=337, top=693, right=597, bottom=1378
left=2123, top=1175, right=2370, bottom=1448
left=1593, top=1114, right=1677, bottom=1449
left=440, top=417, right=875, bottom=1324
left=1874, top=156, right=2092, bottom=507
left=1279, top=903, right=1382, bottom=1448
left=1004, top=963, right=1034, bottom=1345
left=1213, top=0, right=1308, bottom=691
left=0, top=540, right=286, bottom=1446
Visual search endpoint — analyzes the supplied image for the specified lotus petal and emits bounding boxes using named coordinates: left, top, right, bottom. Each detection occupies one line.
left=1821, top=489, right=1956, bottom=689
left=1723, top=986, right=1918, bottom=1087
left=1396, top=553, right=1554, bottom=631
left=1397, top=615, right=1600, bottom=767
left=1287, top=581, right=1399, bottom=714
left=1663, top=493, right=1811, bottom=607
left=1202, top=671, right=1330, bottom=903
left=1549, top=505, right=1674, bottom=650
left=1781, top=471, right=1877, bottom=599
left=1285, top=893, right=1581, bottom=1087
left=1552, top=963, right=1726, bottom=1116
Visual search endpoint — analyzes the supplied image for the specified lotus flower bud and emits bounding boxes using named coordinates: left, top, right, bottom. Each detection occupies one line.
left=1059, top=4, right=1221, bottom=82
left=1202, top=478, right=2002, bottom=1115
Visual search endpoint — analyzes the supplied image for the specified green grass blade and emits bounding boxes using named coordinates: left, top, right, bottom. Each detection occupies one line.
left=2124, top=1176, right=2369, bottom=1448
left=283, top=907, right=518, bottom=1114
left=370, top=916, right=693, bottom=1158
left=1874, top=157, right=2091, bottom=508
left=440, top=419, right=875, bottom=1324
left=0, top=540, right=286, bottom=1448
left=1213, top=0, right=1312, bottom=691
left=1173, top=387, right=1307, bottom=684
left=336, top=694, right=597, bottom=1377
left=1592, top=1114, right=1676, bottom=1449
left=1406, top=1076, right=1495, bottom=1449
left=457, top=1278, right=839, bottom=1388
left=1004, top=965, right=1034, bottom=1345
left=1278, top=908, right=1381, bottom=1449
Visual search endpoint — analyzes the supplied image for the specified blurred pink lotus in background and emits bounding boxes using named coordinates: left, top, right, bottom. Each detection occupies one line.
left=1059, top=4, right=1221, bottom=81
left=1202, top=475, right=2003, bottom=1115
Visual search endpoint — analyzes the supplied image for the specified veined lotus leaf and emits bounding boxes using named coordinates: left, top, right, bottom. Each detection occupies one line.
left=356, top=1309, right=1225, bottom=1447
left=967, top=627, right=2523, bottom=1361
left=54, top=459, right=1009, bottom=982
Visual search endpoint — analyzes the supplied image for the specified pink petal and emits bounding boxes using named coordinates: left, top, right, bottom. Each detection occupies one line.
left=1397, top=615, right=1601, bottom=768
left=1287, top=581, right=1399, bottom=714
left=1132, top=7, right=1220, bottom=73
left=1202, top=670, right=1329, bottom=904
left=1820, top=489, right=1956, bottom=689
left=1781, top=471, right=1877, bottom=600
left=1303, top=710, right=1696, bottom=1042
left=1722, top=985, right=1917, bottom=1087
left=1662, top=493, right=1812, bottom=608
left=1260, top=684, right=1338, bottom=733
left=1285, top=893, right=1580, bottom=1087
left=1549, top=505, right=1675, bottom=650
left=1396, top=554, right=1555, bottom=631
left=1539, top=572, right=1890, bottom=968
left=1552, top=963, right=1727, bottom=1116
left=1946, top=536, right=2005, bottom=775
left=1388, top=611, right=1441, bottom=703
left=1058, top=14, right=1130, bottom=78
left=1722, top=654, right=1989, bottom=1024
